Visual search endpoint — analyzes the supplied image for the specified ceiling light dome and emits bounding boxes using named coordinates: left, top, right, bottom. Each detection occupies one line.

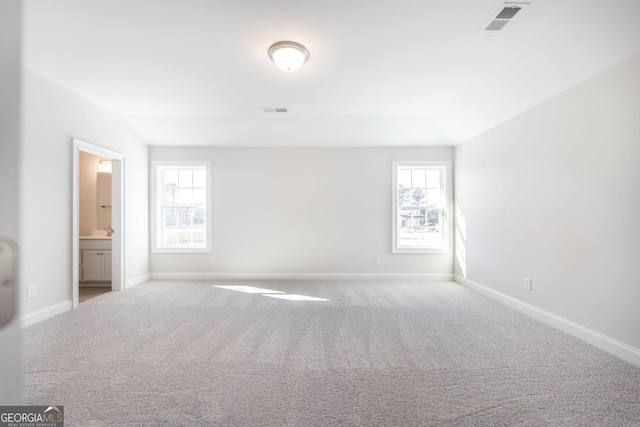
left=268, top=41, right=309, bottom=73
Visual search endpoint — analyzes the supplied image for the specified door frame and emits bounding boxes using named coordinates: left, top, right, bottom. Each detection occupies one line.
left=0, top=0, right=22, bottom=405
left=72, top=138, right=125, bottom=308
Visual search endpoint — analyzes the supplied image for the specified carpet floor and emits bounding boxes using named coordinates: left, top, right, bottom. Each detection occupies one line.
left=23, top=280, right=640, bottom=426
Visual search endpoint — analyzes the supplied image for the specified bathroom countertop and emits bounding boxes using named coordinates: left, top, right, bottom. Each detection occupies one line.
left=80, top=237, right=112, bottom=250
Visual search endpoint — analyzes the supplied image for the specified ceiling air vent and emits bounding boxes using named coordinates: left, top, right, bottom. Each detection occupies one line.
left=483, top=2, right=529, bottom=32
left=261, top=107, right=288, bottom=113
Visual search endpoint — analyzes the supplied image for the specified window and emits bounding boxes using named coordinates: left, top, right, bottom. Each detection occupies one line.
left=152, top=161, right=211, bottom=253
left=392, top=161, right=451, bottom=253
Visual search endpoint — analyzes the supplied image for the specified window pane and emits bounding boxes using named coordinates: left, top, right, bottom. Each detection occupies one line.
left=426, top=208, right=440, bottom=228
left=178, top=189, right=193, bottom=206
left=163, top=228, right=177, bottom=245
left=426, top=189, right=441, bottom=207
left=178, top=230, right=191, bottom=245
left=398, top=170, right=411, bottom=189
left=410, top=189, right=426, bottom=206
left=178, top=209, right=192, bottom=227
left=164, top=169, right=178, bottom=186
left=426, top=170, right=440, bottom=188
left=193, top=189, right=206, bottom=206
left=193, top=169, right=206, bottom=188
left=411, top=170, right=426, bottom=188
left=397, top=186, right=411, bottom=206
left=164, top=208, right=177, bottom=227
left=193, top=208, right=205, bottom=226
left=164, top=184, right=178, bottom=206
left=179, top=170, right=192, bottom=188
left=397, top=227, right=426, bottom=246
left=192, top=227, right=205, bottom=244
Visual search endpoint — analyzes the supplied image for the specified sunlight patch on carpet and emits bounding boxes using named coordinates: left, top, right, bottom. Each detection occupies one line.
left=263, top=294, right=330, bottom=302
left=214, top=285, right=329, bottom=301
left=214, top=285, right=285, bottom=294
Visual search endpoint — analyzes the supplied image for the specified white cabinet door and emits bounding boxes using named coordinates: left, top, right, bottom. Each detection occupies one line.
left=81, top=250, right=112, bottom=281
left=82, top=250, right=103, bottom=281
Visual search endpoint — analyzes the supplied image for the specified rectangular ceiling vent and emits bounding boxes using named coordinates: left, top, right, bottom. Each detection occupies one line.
left=483, top=2, right=529, bottom=32
left=261, top=107, right=288, bottom=113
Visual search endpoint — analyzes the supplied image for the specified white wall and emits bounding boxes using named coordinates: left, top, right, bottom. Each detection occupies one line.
left=150, top=146, right=453, bottom=278
left=454, top=53, right=640, bottom=352
left=21, top=69, right=150, bottom=319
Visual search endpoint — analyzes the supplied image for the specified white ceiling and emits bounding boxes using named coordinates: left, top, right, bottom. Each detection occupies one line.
left=23, top=0, right=640, bottom=147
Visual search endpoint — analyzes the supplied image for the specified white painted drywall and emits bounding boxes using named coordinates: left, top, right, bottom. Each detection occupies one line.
left=150, top=147, right=453, bottom=277
left=454, top=53, right=640, bottom=350
left=0, top=0, right=23, bottom=405
left=21, top=69, right=150, bottom=318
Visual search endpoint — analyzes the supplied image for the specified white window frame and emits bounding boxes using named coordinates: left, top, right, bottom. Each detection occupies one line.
left=392, top=161, right=452, bottom=254
left=152, top=161, right=211, bottom=253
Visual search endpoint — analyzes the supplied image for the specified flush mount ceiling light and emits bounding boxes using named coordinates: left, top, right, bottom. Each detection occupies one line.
left=268, top=41, right=309, bottom=72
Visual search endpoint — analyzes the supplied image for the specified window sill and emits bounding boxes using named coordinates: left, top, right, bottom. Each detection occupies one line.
left=392, top=248, right=451, bottom=254
left=152, top=248, right=211, bottom=254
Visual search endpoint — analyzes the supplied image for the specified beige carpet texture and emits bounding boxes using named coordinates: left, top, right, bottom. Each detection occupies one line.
left=24, top=280, right=640, bottom=426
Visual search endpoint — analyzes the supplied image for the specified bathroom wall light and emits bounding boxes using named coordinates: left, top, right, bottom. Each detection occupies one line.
left=98, top=159, right=112, bottom=173
left=268, top=41, right=309, bottom=73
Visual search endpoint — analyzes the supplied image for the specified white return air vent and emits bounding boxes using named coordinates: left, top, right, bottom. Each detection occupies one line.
left=261, top=107, right=288, bottom=113
left=483, top=2, right=529, bottom=32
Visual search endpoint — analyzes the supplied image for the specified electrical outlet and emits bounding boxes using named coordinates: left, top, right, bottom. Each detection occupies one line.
left=524, top=278, right=532, bottom=291
left=374, top=257, right=381, bottom=265
left=210, top=256, right=216, bottom=264
left=27, top=284, right=37, bottom=298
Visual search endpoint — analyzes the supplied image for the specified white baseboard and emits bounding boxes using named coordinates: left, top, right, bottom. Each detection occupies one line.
left=21, top=300, right=72, bottom=327
left=126, top=273, right=151, bottom=289
left=151, top=272, right=453, bottom=282
left=454, top=275, right=640, bottom=368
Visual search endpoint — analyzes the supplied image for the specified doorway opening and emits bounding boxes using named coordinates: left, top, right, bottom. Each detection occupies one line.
left=72, top=139, right=124, bottom=309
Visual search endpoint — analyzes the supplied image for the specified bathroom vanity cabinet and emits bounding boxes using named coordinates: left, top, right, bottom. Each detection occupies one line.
left=80, top=238, right=112, bottom=282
